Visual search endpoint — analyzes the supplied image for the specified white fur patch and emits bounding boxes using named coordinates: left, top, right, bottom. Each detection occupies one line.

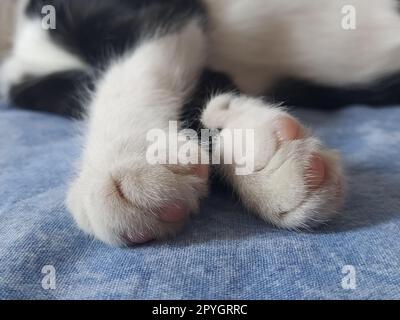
left=204, top=0, right=400, bottom=94
left=0, top=15, right=87, bottom=100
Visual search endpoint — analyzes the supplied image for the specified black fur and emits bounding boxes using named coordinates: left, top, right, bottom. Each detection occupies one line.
left=271, top=74, right=400, bottom=110
left=9, top=70, right=94, bottom=118
left=181, top=70, right=239, bottom=133
left=26, top=0, right=206, bottom=68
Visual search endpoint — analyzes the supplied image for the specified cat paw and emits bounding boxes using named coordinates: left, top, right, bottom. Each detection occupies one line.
left=202, top=94, right=344, bottom=229
left=66, top=159, right=208, bottom=246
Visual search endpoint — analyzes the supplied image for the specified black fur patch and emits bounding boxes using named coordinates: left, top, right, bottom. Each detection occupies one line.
left=271, top=74, right=400, bottom=109
left=26, top=0, right=206, bottom=68
left=9, top=70, right=94, bottom=118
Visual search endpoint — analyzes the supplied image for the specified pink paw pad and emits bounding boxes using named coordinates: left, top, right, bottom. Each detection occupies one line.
left=275, top=117, right=303, bottom=142
left=158, top=203, right=190, bottom=223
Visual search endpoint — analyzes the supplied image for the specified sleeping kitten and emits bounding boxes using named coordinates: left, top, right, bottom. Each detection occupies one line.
left=1, top=0, right=399, bottom=245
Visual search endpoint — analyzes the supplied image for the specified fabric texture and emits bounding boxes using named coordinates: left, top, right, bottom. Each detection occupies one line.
left=0, top=102, right=399, bottom=300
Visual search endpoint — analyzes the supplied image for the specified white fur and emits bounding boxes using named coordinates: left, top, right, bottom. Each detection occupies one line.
left=67, top=22, right=209, bottom=245
left=202, top=94, right=284, bottom=172
left=202, top=94, right=344, bottom=229
left=204, top=0, right=400, bottom=94
left=0, top=10, right=87, bottom=99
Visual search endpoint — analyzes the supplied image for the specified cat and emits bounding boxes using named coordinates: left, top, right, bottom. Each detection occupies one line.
left=1, top=0, right=399, bottom=246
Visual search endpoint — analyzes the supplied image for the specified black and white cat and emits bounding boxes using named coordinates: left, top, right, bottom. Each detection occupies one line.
left=1, top=0, right=399, bottom=246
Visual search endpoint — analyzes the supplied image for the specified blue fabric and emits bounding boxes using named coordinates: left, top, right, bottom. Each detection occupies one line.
left=0, top=102, right=399, bottom=300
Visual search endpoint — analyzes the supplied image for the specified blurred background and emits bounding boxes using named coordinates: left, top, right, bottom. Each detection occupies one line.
left=0, top=0, right=17, bottom=60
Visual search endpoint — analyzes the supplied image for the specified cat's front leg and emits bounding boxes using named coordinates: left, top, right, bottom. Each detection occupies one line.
left=67, top=21, right=209, bottom=246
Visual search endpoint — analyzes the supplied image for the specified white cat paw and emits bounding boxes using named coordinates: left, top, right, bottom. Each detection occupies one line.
left=67, top=159, right=208, bottom=246
left=202, top=94, right=344, bottom=229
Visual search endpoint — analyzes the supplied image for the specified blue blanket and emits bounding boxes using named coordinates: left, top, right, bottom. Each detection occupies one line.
left=0, top=102, right=399, bottom=300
